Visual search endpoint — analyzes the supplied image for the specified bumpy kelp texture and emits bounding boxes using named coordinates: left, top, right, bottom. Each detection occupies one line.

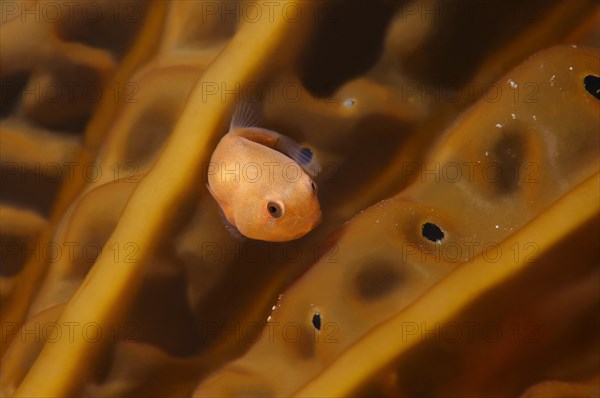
left=0, top=1, right=598, bottom=397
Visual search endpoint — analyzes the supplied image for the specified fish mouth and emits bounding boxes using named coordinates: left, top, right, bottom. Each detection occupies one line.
left=285, top=209, right=321, bottom=239
left=302, top=210, right=322, bottom=236
left=313, top=211, right=323, bottom=226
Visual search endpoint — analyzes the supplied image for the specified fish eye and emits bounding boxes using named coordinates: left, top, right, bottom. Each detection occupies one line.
left=267, top=201, right=284, bottom=218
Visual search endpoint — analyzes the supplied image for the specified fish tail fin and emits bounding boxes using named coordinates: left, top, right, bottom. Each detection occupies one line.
left=275, top=136, right=321, bottom=177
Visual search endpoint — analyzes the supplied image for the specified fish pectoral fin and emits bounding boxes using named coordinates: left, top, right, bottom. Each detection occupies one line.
left=222, top=218, right=246, bottom=241
left=216, top=202, right=246, bottom=241
left=206, top=183, right=247, bottom=240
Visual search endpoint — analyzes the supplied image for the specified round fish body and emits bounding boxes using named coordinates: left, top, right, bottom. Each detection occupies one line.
left=207, top=127, right=321, bottom=242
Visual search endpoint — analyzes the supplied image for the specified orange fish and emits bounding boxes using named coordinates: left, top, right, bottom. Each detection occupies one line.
left=207, top=103, right=321, bottom=242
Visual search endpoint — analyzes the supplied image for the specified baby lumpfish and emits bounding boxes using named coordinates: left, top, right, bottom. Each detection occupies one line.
left=206, top=103, right=321, bottom=242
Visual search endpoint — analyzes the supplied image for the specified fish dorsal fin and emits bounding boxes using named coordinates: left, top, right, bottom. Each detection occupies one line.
left=230, top=101, right=261, bottom=129
left=229, top=101, right=320, bottom=177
